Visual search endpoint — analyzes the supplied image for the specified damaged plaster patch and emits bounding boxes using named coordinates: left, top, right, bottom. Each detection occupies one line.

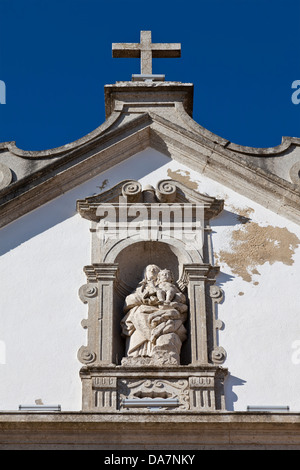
left=167, top=169, right=199, bottom=190
left=35, top=399, right=44, bottom=405
left=217, top=216, right=300, bottom=282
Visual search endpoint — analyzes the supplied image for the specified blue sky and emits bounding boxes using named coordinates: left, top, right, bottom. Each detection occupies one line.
left=0, top=0, right=299, bottom=151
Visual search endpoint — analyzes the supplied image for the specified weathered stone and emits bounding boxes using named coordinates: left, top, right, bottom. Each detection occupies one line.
left=121, top=265, right=188, bottom=366
left=0, top=163, right=12, bottom=190
left=79, top=366, right=227, bottom=413
left=77, top=178, right=228, bottom=412
left=1, top=411, right=300, bottom=449
left=112, top=30, right=181, bottom=76
left=1, top=78, right=300, bottom=227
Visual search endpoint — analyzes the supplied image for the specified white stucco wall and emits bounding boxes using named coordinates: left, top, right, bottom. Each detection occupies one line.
left=0, top=147, right=299, bottom=412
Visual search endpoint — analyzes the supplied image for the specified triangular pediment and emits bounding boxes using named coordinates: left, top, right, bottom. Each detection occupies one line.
left=0, top=81, right=300, bottom=228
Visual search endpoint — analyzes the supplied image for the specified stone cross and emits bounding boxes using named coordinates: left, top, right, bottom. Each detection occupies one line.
left=112, top=31, right=181, bottom=77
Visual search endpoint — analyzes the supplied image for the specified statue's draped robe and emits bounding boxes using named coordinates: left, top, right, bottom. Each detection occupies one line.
left=121, top=283, right=187, bottom=358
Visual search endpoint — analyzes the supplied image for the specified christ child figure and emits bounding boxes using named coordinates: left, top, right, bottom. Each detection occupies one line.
left=149, top=268, right=183, bottom=343
left=156, top=269, right=178, bottom=305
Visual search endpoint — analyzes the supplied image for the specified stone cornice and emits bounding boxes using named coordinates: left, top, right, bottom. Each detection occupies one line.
left=0, top=110, right=123, bottom=159
left=0, top=411, right=300, bottom=450
left=1, top=81, right=300, bottom=229
left=226, top=136, right=300, bottom=156
left=84, top=264, right=119, bottom=282
left=1, top=411, right=300, bottom=425
left=76, top=179, right=224, bottom=222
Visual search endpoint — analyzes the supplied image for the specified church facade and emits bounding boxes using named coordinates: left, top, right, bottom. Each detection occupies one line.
left=0, top=32, right=300, bottom=449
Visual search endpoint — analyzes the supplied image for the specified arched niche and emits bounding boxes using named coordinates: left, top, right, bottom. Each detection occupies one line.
left=113, top=240, right=192, bottom=366
left=115, top=240, right=181, bottom=293
left=112, top=239, right=200, bottom=296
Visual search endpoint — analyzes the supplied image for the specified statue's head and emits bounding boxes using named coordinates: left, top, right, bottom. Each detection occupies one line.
left=157, top=269, right=174, bottom=284
left=143, top=264, right=160, bottom=282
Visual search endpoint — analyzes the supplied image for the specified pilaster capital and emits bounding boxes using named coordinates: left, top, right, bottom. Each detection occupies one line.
left=83, top=263, right=119, bottom=282
left=180, top=263, right=220, bottom=286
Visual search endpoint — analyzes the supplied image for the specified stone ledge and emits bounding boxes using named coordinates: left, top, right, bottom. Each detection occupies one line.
left=1, top=411, right=300, bottom=426
left=0, top=412, right=300, bottom=449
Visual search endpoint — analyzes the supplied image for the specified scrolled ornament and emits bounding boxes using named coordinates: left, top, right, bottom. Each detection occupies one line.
left=210, top=285, right=224, bottom=303
left=289, top=162, right=300, bottom=185
left=210, top=346, right=227, bottom=365
left=122, top=181, right=142, bottom=202
left=155, top=180, right=177, bottom=203
left=78, top=346, right=96, bottom=364
left=154, top=381, right=165, bottom=389
left=78, top=284, right=98, bottom=303
left=143, top=380, right=153, bottom=389
left=215, top=319, right=224, bottom=330
left=84, top=285, right=98, bottom=298
left=0, top=163, right=12, bottom=190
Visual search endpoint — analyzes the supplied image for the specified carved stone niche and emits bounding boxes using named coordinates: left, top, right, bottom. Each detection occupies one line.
left=77, top=179, right=228, bottom=412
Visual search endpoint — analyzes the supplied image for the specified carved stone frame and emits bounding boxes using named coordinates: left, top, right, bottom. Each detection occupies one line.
left=77, top=179, right=228, bottom=411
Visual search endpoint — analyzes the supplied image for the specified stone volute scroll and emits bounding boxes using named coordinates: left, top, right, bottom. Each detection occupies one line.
left=77, top=179, right=229, bottom=412
left=0, top=163, right=12, bottom=190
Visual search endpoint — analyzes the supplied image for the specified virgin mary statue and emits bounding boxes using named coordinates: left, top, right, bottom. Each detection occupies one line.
left=121, top=264, right=188, bottom=365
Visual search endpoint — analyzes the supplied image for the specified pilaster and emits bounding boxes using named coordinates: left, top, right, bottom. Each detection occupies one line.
left=78, top=263, right=119, bottom=366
